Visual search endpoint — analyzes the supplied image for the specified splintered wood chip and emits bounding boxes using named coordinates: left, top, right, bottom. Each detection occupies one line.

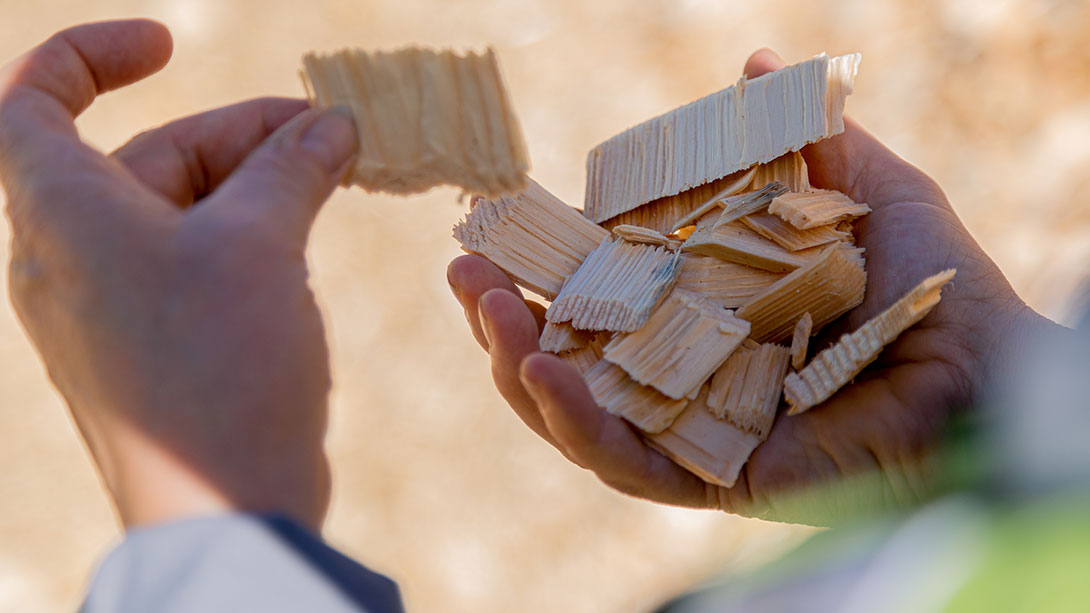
left=683, top=219, right=822, bottom=273
left=601, top=168, right=756, bottom=235
left=453, top=178, right=609, bottom=299
left=715, top=181, right=790, bottom=225
left=557, top=335, right=606, bottom=375
left=736, top=244, right=867, bottom=343
left=585, top=360, right=689, bottom=433
left=540, top=321, right=596, bottom=353
left=302, top=47, right=529, bottom=196
left=789, top=312, right=813, bottom=370
left=768, top=189, right=872, bottom=230
left=584, top=53, right=860, bottom=223
left=546, top=236, right=680, bottom=332
left=740, top=211, right=850, bottom=252
left=749, top=150, right=811, bottom=193
left=668, top=168, right=758, bottom=232
left=674, top=253, right=786, bottom=309
left=603, top=289, right=751, bottom=400
left=784, top=270, right=956, bottom=415
left=612, top=225, right=679, bottom=249
left=706, top=342, right=791, bottom=439
left=645, top=385, right=762, bottom=487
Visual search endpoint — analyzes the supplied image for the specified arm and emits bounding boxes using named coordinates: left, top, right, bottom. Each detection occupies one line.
left=447, top=49, right=1070, bottom=523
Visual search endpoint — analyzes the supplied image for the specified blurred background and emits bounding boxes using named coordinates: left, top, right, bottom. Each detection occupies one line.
left=1, top=0, right=1088, bottom=611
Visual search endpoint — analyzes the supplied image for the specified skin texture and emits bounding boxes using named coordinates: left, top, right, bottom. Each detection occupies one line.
left=448, top=49, right=1067, bottom=523
left=0, top=20, right=358, bottom=530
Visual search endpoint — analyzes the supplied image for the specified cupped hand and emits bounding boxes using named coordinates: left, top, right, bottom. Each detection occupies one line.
left=448, top=49, right=1062, bottom=523
left=1, top=20, right=357, bottom=529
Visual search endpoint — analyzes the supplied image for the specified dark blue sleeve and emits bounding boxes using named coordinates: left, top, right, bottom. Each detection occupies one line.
left=81, top=514, right=403, bottom=613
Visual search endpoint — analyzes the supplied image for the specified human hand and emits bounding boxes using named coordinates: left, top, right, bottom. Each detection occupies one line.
left=447, top=49, right=1062, bottom=523
left=0, top=20, right=357, bottom=530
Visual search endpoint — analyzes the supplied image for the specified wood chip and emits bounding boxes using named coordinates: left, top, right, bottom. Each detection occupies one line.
left=682, top=219, right=822, bottom=273
left=740, top=212, right=849, bottom=252
left=674, top=253, right=786, bottom=309
left=715, top=181, right=790, bottom=225
left=611, top=225, right=680, bottom=249
left=584, top=360, right=689, bottom=433
left=453, top=178, right=609, bottom=299
left=539, top=321, right=596, bottom=353
left=706, top=342, right=790, bottom=438
left=668, top=168, right=758, bottom=232
left=546, top=236, right=680, bottom=332
left=603, top=290, right=750, bottom=400
left=584, top=53, right=861, bottom=223
left=735, top=244, right=867, bottom=342
left=749, top=150, right=811, bottom=192
left=768, top=189, right=872, bottom=230
left=645, top=385, right=761, bottom=487
left=789, top=312, right=813, bottom=370
left=600, top=168, right=756, bottom=234
left=557, top=335, right=606, bottom=375
left=302, top=47, right=529, bottom=196
left=784, top=270, right=956, bottom=415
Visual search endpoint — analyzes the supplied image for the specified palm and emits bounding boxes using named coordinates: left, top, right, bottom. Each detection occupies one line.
left=448, top=50, right=1039, bottom=523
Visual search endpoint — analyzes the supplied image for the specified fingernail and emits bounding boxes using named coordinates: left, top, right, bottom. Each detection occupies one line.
left=300, top=107, right=358, bottom=173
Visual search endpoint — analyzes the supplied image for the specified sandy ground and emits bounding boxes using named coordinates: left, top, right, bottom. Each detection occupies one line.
left=0, top=1, right=1088, bottom=611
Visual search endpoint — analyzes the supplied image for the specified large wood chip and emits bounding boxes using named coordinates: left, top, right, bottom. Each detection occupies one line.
left=645, top=386, right=761, bottom=487
left=683, top=219, right=822, bottom=273
left=740, top=212, right=849, bottom=252
left=789, top=312, right=813, bottom=370
left=749, top=150, right=811, bottom=193
left=302, top=47, right=529, bottom=196
left=736, top=244, right=867, bottom=342
left=784, top=270, right=956, bottom=415
left=674, top=253, right=786, bottom=309
left=453, top=178, right=609, bottom=299
left=706, top=342, right=790, bottom=439
left=584, top=360, right=689, bottom=433
left=584, top=53, right=861, bottom=223
left=557, top=335, right=606, bottom=375
left=603, top=290, right=750, bottom=400
left=715, top=181, right=789, bottom=225
left=601, top=168, right=756, bottom=234
left=539, top=321, right=596, bottom=353
left=546, top=236, right=680, bottom=332
left=768, top=189, right=872, bottom=230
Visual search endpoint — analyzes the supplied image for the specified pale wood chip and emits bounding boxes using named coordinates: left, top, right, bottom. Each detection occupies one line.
left=453, top=178, right=609, bottom=299
left=741, top=212, right=849, bottom=252
left=603, top=289, right=750, bottom=400
left=736, top=244, right=867, bottom=342
left=768, top=189, right=872, bottom=230
left=612, top=224, right=680, bottom=249
left=705, top=342, right=790, bottom=439
left=715, top=182, right=789, bottom=225
left=674, top=253, right=786, bottom=309
left=584, top=53, right=861, bottom=223
left=749, top=151, right=811, bottom=192
left=556, top=335, right=606, bottom=375
left=546, top=236, right=680, bottom=332
left=668, top=168, right=758, bottom=232
left=584, top=360, right=689, bottom=433
left=682, top=219, right=823, bottom=273
left=302, top=47, right=528, bottom=196
left=784, top=270, right=956, bottom=415
left=789, top=312, right=813, bottom=370
left=600, top=168, right=755, bottom=234
left=539, top=321, right=596, bottom=353
left=644, top=385, right=761, bottom=487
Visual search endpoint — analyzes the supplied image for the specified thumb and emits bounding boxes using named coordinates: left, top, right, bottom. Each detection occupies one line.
left=205, top=106, right=357, bottom=245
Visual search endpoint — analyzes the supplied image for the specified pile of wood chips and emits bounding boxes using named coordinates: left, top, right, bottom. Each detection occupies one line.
left=303, top=49, right=956, bottom=488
